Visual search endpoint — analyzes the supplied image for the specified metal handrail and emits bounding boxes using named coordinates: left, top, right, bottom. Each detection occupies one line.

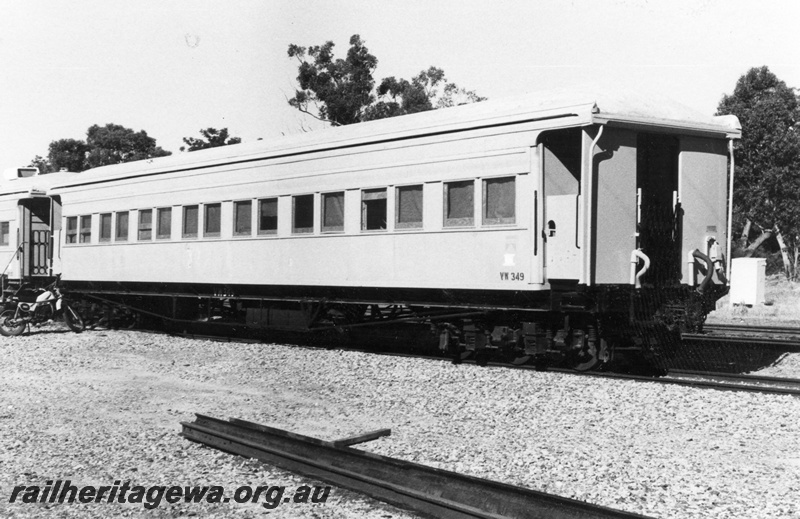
left=1, top=242, right=25, bottom=301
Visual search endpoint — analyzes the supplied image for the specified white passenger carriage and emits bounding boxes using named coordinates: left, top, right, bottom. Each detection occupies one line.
left=0, top=89, right=741, bottom=371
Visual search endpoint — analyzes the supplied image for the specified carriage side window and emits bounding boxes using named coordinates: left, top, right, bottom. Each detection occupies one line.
left=396, top=185, right=423, bottom=229
left=183, top=205, right=198, bottom=238
left=79, top=215, right=92, bottom=243
left=0, top=222, right=9, bottom=246
left=204, top=203, right=221, bottom=238
left=362, top=188, right=387, bottom=231
left=258, top=198, right=278, bottom=235
left=292, top=194, right=314, bottom=234
left=138, top=210, right=152, bottom=241
left=483, top=177, right=516, bottom=225
left=66, top=217, right=78, bottom=244
left=157, top=207, right=172, bottom=240
left=233, top=200, right=252, bottom=236
left=444, top=180, right=474, bottom=227
left=322, top=192, right=344, bottom=232
left=115, top=212, right=128, bottom=242
left=99, top=213, right=112, bottom=242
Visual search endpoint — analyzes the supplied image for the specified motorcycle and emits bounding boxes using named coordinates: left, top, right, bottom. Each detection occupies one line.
left=0, top=276, right=85, bottom=336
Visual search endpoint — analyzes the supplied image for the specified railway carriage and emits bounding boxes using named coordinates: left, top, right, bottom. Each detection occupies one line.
left=0, top=89, right=741, bottom=371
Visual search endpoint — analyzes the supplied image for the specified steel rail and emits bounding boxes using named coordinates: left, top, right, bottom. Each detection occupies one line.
left=181, top=414, right=652, bottom=519
left=541, top=366, right=800, bottom=397
left=703, top=323, right=800, bottom=336
left=681, top=332, right=800, bottom=352
left=668, top=369, right=800, bottom=391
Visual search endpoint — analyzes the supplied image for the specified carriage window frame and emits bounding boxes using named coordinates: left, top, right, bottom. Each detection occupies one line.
left=361, top=188, right=387, bottom=231
left=183, top=205, right=198, bottom=239
left=203, top=203, right=221, bottom=238
left=482, top=176, right=516, bottom=226
left=65, top=216, right=78, bottom=244
left=79, top=215, right=92, bottom=243
left=444, top=180, right=475, bottom=227
left=233, top=200, right=252, bottom=236
left=321, top=191, right=345, bottom=233
left=395, top=184, right=423, bottom=230
left=0, top=221, right=8, bottom=246
left=258, top=198, right=278, bottom=235
left=292, top=194, right=314, bottom=234
left=156, top=207, right=172, bottom=240
left=115, top=211, right=128, bottom=242
left=138, top=209, right=152, bottom=241
left=99, top=213, right=112, bottom=242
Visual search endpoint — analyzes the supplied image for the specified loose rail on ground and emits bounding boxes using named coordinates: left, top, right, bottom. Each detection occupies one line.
left=181, top=414, right=652, bottom=519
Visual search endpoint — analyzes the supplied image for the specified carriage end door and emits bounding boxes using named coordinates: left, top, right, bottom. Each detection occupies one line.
left=18, top=197, right=53, bottom=278
left=540, top=129, right=582, bottom=281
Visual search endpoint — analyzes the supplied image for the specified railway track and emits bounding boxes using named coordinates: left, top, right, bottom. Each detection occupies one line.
left=182, top=414, right=652, bottom=519
left=681, top=330, right=800, bottom=352
left=703, top=323, right=800, bottom=336
left=666, top=369, right=800, bottom=395
left=168, top=330, right=800, bottom=397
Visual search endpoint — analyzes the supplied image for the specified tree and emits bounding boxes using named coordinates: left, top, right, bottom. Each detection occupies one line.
left=180, top=128, right=242, bottom=152
left=85, top=124, right=171, bottom=169
left=288, top=35, right=484, bottom=126
left=288, top=34, right=377, bottom=126
left=49, top=139, right=91, bottom=173
left=364, top=67, right=486, bottom=121
left=30, top=124, right=172, bottom=173
left=29, top=139, right=91, bottom=174
left=717, top=66, right=800, bottom=279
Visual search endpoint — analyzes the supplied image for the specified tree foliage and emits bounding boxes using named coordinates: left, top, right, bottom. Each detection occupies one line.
left=717, top=66, right=800, bottom=278
left=31, top=124, right=171, bottom=173
left=364, top=67, right=486, bottom=121
left=287, top=35, right=484, bottom=126
left=288, top=35, right=377, bottom=126
left=32, top=138, right=90, bottom=173
left=180, top=128, right=242, bottom=152
left=85, top=124, right=171, bottom=169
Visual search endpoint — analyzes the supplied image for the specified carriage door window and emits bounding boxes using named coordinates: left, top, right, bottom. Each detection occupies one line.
left=637, top=133, right=680, bottom=284
left=362, top=188, right=387, bottom=231
left=540, top=128, right=581, bottom=280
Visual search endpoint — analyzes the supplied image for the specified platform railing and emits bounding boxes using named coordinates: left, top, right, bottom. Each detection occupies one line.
left=0, top=242, right=25, bottom=303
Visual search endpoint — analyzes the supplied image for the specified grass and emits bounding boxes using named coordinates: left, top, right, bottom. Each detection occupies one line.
left=706, top=275, right=800, bottom=326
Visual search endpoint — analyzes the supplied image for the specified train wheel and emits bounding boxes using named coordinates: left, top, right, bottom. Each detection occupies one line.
left=573, top=338, right=608, bottom=372
left=63, top=304, right=85, bottom=333
left=0, top=310, right=26, bottom=336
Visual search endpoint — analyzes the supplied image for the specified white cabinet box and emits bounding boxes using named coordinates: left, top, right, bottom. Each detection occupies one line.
left=729, top=257, right=766, bottom=306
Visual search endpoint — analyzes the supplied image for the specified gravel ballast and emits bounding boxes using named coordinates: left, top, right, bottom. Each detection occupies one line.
left=1, top=327, right=799, bottom=518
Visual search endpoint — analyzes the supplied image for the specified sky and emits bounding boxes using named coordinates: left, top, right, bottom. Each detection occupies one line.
left=1, top=0, right=799, bottom=174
